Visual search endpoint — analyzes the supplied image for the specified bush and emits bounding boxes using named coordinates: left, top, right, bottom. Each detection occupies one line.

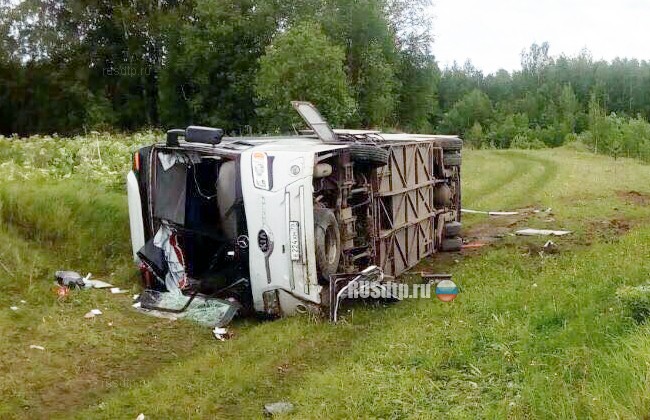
left=0, top=132, right=154, bottom=186
left=464, top=121, right=484, bottom=148
left=510, top=134, right=546, bottom=150
left=617, top=284, right=650, bottom=323
left=564, top=132, right=578, bottom=144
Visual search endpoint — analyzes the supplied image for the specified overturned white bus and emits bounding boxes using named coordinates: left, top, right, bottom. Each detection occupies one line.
left=127, top=102, right=462, bottom=317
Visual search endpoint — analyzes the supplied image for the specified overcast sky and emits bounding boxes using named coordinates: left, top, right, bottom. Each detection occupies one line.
left=430, top=0, right=649, bottom=74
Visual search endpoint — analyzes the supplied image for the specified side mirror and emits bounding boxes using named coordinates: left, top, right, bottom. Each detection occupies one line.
left=186, top=126, right=224, bottom=145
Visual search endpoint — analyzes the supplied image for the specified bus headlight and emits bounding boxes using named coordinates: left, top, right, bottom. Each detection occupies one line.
left=252, top=152, right=272, bottom=190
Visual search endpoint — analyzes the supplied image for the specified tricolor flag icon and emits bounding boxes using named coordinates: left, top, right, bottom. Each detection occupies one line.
left=435, top=279, right=458, bottom=302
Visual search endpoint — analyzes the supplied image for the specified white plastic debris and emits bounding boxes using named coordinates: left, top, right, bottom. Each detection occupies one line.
left=84, top=309, right=103, bottom=318
left=263, top=402, right=295, bottom=416
left=83, top=279, right=114, bottom=289
left=135, top=414, right=146, bottom=420
left=461, top=209, right=487, bottom=214
left=110, top=287, right=127, bottom=294
left=462, top=209, right=519, bottom=216
left=516, top=228, right=572, bottom=236
left=20, top=300, right=26, bottom=304
left=212, top=327, right=229, bottom=341
left=29, top=345, right=45, bottom=351
left=132, top=302, right=142, bottom=309
left=542, top=240, right=559, bottom=254
left=10, top=306, right=18, bottom=311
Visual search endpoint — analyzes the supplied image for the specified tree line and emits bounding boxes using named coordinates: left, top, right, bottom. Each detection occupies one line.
left=439, top=43, right=650, bottom=160
left=1, top=1, right=650, bottom=161
left=0, top=0, right=436, bottom=135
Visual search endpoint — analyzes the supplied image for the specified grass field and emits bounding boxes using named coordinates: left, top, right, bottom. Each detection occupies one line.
left=2, top=136, right=650, bottom=418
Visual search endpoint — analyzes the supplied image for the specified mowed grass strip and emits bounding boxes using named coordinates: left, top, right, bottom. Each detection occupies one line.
left=2, top=146, right=650, bottom=418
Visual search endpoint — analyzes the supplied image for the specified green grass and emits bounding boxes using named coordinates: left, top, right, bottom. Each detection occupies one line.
left=2, top=143, right=650, bottom=418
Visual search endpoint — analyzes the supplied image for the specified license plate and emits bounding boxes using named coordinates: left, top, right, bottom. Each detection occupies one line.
left=289, top=221, right=301, bottom=261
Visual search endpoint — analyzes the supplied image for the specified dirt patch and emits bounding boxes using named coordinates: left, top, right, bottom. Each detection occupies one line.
left=585, top=217, right=633, bottom=244
left=606, top=218, right=632, bottom=234
left=462, top=207, right=543, bottom=244
left=412, top=208, right=554, bottom=273
left=517, top=238, right=561, bottom=257
left=616, top=190, right=650, bottom=206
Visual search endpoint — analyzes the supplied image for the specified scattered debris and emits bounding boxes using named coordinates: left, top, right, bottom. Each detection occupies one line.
left=264, top=401, right=295, bottom=416
left=515, top=228, right=572, bottom=236
left=212, top=327, right=231, bottom=341
left=132, top=294, right=140, bottom=301
left=20, top=300, right=26, bottom=304
left=55, top=271, right=119, bottom=293
left=276, top=363, right=290, bottom=374
left=55, top=270, right=86, bottom=288
left=462, top=241, right=487, bottom=249
left=84, top=309, right=103, bottom=318
left=542, top=240, right=559, bottom=254
left=135, top=290, right=239, bottom=327
left=110, top=287, right=127, bottom=294
left=462, top=209, right=519, bottom=216
left=56, top=285, right=70, bottom=298
left=135, top=414, right=146, bottom=420
left=84, top=279, right=114, bottom=289
left=132, top=302, right=142, bottom=309
left=29, top=345, right=45, bottom=351
left=461, top=209, right=484, bottom=214
left=419, top=273, right=452, bottom=284
left=9, top=302, right=25, bottom=312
